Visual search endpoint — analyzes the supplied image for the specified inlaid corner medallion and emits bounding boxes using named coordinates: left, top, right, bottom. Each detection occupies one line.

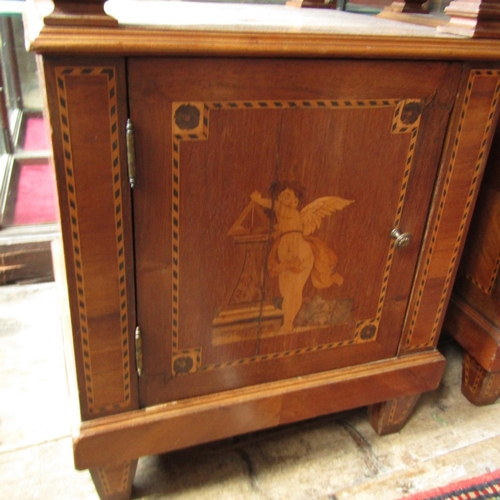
left=55, top=67, right=131, bottom=415
left=404, top=69, right=500, bottom=352
left=171, top=98, right=422, bottom=375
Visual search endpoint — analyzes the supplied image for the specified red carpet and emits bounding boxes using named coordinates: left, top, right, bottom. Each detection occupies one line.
left=13, top=161, right=58, bottom=225
left=23, top=114, right=48, bottom=151
left=401, top=468, right=500, bottom=499
left=12, top=115, right=59, bottom=226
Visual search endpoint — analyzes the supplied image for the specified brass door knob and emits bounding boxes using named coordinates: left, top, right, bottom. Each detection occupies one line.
left=391, top=229, right=412, bottom=248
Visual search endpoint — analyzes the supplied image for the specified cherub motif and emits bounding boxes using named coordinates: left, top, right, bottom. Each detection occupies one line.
left=251, top=181, right=353, bottom=333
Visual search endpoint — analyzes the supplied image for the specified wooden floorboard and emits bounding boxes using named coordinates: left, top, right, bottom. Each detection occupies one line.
left=1, top=283, right=499, bottom=500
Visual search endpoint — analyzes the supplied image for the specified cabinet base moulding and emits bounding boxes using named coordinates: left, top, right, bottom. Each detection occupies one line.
left=445, top=297, right=500, bottom=405
left=74, top=351, right=445, bottom=472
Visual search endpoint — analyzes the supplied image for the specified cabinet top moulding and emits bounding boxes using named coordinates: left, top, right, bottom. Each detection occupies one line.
left=25, top=0, right=500, bottom=60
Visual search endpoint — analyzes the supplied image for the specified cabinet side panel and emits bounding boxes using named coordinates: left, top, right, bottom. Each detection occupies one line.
left=452, top=122, right=500, bottom=327
left=445, top=122, right=500, bottom=372
left=402, top=66, right=500, bottom=353
left=43, top=57, right=138, bottom=420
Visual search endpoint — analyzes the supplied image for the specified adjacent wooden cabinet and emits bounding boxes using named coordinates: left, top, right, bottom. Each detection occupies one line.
left=26, top=1, right=500, bottom=499
left=445, top=123, right=500, bottom=406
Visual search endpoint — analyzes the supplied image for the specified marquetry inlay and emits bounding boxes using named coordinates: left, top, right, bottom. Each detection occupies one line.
left=171, top=98, right=421, bottom=374
left=404, top=69, right=500, bottom=351
left=388, top=395, right=419, bottom=426
left=96, top=462, right=131, bottom=496
left=55, top=66, right=131, bottom=414
left=464, top=353, right=493, bottom=396
left=466, top=260, right=500, bottom=295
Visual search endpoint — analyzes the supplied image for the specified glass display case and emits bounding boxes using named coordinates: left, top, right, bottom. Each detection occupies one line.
left=0, top=2, right=58, bottom=284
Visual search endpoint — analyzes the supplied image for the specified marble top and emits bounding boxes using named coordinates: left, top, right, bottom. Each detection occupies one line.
left=104, top=1, right=457, bottom=38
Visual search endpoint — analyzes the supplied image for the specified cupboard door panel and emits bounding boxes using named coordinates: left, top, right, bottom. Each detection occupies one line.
left=130, top=58, right=460, bottom=405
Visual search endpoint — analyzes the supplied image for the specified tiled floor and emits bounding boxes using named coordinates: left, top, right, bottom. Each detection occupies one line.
left=1, top=283, right=500, bottom=500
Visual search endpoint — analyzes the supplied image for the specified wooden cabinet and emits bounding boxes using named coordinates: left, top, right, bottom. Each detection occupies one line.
left=445, top=124, right=500, bottom=406
left=26, top=1, right=500, bottom=499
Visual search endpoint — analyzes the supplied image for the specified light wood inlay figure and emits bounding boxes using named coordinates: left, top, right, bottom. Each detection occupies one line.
left=251, top=182, right=352, bottom=333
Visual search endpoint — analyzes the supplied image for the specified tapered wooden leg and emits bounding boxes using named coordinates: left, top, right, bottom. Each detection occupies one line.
left=368, top=394, right=420, bottom=436
left=462, top=353, right=500, bottom=406
left=89, top=460, right=138, bottom=500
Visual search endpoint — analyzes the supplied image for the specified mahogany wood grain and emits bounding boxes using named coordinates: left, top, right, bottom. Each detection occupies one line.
left=130, top=57, right=459, bottom=407
left=368, top=394, right=420, bottom=435
left=444, top=118, right=500, bottom=406
left=42, top=56, right=139, bottom=420
left=73, top=351, right=445, bottom=470
left=453, top=122, right=500, bottom=327
left=89, top=461, right=138, bottom=500
left=400, top=63, right=500, bottom=354
left=43, top=0, right=117, bottom=27
left=26, top=3, right=500, bottom=499
left=461, top=352, right=500, bottom=405
left=23, top=1, right=500, bottom=61
left=447, top=298, right=500, bottom=372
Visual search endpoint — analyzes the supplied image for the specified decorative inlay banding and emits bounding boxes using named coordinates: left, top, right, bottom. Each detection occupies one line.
left=172, top=98, right=421, bottom=373
left=464, top=353, right=482, bottom=394
left=388, top=395, right=418, bottom=426
left=55, top=67, right=131, bottom=414
left=405, top=69, right=500, bottom=351
left=355, top=125, right=419, bottom=340
left=465, top=252, right=500, bottom=295
left=96, top=462, right=131, bottom=496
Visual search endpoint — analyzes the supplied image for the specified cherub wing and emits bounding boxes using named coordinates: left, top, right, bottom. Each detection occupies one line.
left=300, top=196, right=354, bottom=235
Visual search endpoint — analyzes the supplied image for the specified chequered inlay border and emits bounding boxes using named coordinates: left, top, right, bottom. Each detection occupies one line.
left=55, top=67, right=131, bottom=414
left=97, top=467, right=111, bottom=496
left=388, top=394, right=419, bottom=426
left=96, top=462, right=131, bottom=496
left=464, top=354, right=483, bottom=395
left=465, top=252, right=500, bottom=296
left=464, top=354, right=500, bottom=399
left=354, top=125, right=419, bottom=340
left=405, top=70, right=500, bottom=351
left=172, top=99, right=420, bottom=372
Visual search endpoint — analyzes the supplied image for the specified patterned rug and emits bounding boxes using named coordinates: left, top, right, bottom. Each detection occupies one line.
left=402, top=469, right=500, bottom=499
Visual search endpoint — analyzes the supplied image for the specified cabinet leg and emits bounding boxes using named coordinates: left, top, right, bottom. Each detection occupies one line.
left=89, top=460, right=138, bottom=500
left=368, top=394, right=420, bottom=436
left=462, top=353, right=500, bottom=406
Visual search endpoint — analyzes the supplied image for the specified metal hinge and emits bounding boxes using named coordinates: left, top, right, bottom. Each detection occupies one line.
left=135, top=326, right=143, bottom=377
left=126, top=119, right=136, bottom=188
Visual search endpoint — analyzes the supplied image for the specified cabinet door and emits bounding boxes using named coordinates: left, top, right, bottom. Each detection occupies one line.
left=129, top=58, right=460, bottom=405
